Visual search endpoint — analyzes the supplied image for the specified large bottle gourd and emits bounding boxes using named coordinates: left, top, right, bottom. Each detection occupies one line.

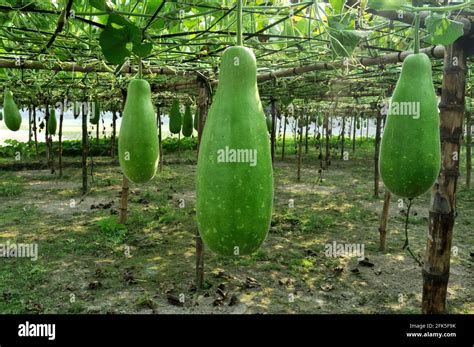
left=3, top=90, right=22, bottom=131
left=196, top=46, right=273, bottom=256
left=48, top=109, right=57, bottom=135
left=169, top=100, right=182, bottom=134
left=379, top=53, right=440, bottom=198
left=182, top=104, right=193, bottom=137
left=118, top=79, right=159, bottom=184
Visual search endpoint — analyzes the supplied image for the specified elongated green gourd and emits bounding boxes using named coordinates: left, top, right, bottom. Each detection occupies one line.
left=48, top=109, right=57, bottom=135
left=90, top=100, right=100, bottom=125
left=118, top=79, right=159, bottom=184
left=169, top=99, right=182, bottom=134
left=0, top=111, right=3, bottom=121
left=356, top=117, right=361, bottom=129
left=266, top=114, right=272, bottom=133
left=379, top=53, right=440, bottom=199
left=182, top=104, right=193, bottom=137
left=196, top=46, right=273, bottom=256
left=193, top=108, right=199, bottom=131
left=3, top=90, right=21, bottom=131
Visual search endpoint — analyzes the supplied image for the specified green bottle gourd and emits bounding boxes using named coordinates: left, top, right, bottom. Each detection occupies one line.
left=118, top=79, right=159, bottom=184
left=169, top=100, right=182, bottom=134
left=0, top=111, right=3, bottom=121
left=196, top=46, right=273, bottom=256
left=48, top=109, right=57, bottom=135
left=193, top=108, right=199, bottom=131
left=3, top=90, right=22, bottom=131
left=379, top=53, right=440, bottom=199
left=90, top=100, right=100, bottom=125
left=182, top=104, right=193, bottom=137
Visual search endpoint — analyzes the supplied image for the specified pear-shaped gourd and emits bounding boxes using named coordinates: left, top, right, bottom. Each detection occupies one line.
left=182, top=104, right=193, bottom=137
left=90, top=100, right=100, bottom=125
left=379, top=53, right=440, bottom=198
left=193, top=108, right=199, bottom=131
left=196, top=46, right=273, bottom=256
left=118, top=79, right=159, bottom=184
left=48, top=109, right=57, bottom=135
left=169, top=100, right=182, bottom=134
left=3, top=90, right=22, bottom=131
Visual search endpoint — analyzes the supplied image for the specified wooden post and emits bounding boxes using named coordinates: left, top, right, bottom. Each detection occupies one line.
left=157, top=105, right=163, bottom=171
left=28, top=106, right=32, bottom=146
left=196, top=80, right=210, bottom=289
left=111, top=110, right=117, bottom=158
left=81, top=104, right=88, bottom=195
left=281, top=115, right=287, bottom=160
left=45, top=105, right=50, bottom=164
left=58, top=104, right=64, bottom=178
left=119, top=176, right=129, bottom=224
left=297, top=114, right=303, bottom=181
left=325, top=113, right=330, bottom=168
left=422, top=40, right=467, bottom=314
left=341, top=116, right=345, bottom=159
left=378, top=191, right=391, bottom=252
left=374, top=109, right=382, bottom=197
left=33, top=105, right=39, bottom=160
left=96, top=121, right=99, bottom=145
left=270, top=98, right=277, bottom=164
left=466, top=109, right=472, bottom=188
left=352, top=114, right=357, bottom=153
left=304, top=114, right=309, bottom=154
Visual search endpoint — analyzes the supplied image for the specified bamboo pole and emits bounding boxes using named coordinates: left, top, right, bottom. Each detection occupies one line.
left=422, top=40, right=467, bottom=314
left=270, top=98, right=277, bottom=164
left=58, top=104, right=64, bottom=177
left=297, top=114, right=303, bottom=181
left=281, top=115, right=286, bottom=160
left=33, top=106, right=39, bottom=160
left=466, top=110, right=472, bottom=188
left=81, top=105, right=88, bottom=195
left=378, top=191, right=391, bottom=252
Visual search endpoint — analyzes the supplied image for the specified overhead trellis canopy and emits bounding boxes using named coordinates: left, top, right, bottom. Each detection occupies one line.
left=0, top=0, right=472, bottom=109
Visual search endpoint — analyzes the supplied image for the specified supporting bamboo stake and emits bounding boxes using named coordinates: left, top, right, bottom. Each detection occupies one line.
left=466, top=109, right=472, bottom=188
left=28, top=106, right=32, bottom=146
left=270, top=98, right=277, bottom=164
left=304, top=114, right=309, bottom=154
left=340, top=116, right=345, bottom=159
left=157, top=105, right=163, bottom=171
left=111, top=110, right=117, bottom=158
left=378, top=191, right=391, bottom=252
left=297, top=114, right=303, bottom=181
left=119, top=176, right=129, bottom=224
left=374, top=109, right=382, bottom=197
left=422, top=40, right=467, bottom=314
left=33, top=106, right=39, bottom=160
left=195, top=80, right=210, bottom=289
left=81, top=105, right=88, bottom=195
left=352, top=114, right=357, bottom=153
left=324, top=113, right=330, bottom=168
left=58, top=104, right=64, bottom=178
left=281, top=115, right=286, bottom=160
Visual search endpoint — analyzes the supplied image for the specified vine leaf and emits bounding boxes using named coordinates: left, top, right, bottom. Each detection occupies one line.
left=89, top=0, right=112, bottom=12
left=327, top=14, right=369, bottom=58
left=425, top=14, right=464, bottom=46
left=99, top=14, right=153, bottom=64
left=367, top=0, right=408, bottom=10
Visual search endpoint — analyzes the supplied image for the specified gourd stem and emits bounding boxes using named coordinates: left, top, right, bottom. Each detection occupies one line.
left=414, top=12, right=420, bottom=54
left=236, top=0, right=243, bottom=46
left=138, top=58, right=143, bottom=79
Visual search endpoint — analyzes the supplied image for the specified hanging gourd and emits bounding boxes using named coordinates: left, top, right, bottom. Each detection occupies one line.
left=3, top=90, right=22, bottom=131
left=266, top=114, right=273, bottom=133
left=196, top=1, right=273, bottom=256
left=169, top=99, right=182, bottom=134
left=379, top=15, right=440, bottom=199
left=48, top=108, right=57, bottom=135
left=118, top=76, right=159, bottom=184
left=182, top=104, right=193, bottom=137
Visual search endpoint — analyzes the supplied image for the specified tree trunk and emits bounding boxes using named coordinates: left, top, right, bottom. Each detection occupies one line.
left=466, top=110, right=472, bottom=188
left=374, top=110, right=382, bottom=197
left=195, top=81, right=210, bottom=289
left=422, top=40, right=467, bottom=314
left=379, top=191, right=391, bottom=252
left=81, top=106, right=88, bottom=195
left=119, top=176, right=129, bottom=224
left=58, top=105, right=64, bottom=177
